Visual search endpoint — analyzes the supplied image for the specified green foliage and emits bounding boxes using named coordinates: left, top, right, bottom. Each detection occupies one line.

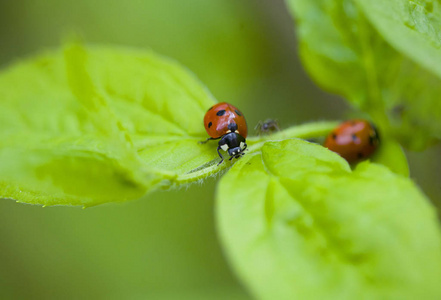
left=2, top=0, right=439, bottom=299
left=286, top=0, right=441, bottom=150
left=0, top=32, right=438, bottom=299
left=0, top=44, right=339, bottom=206
left=371, top=138, right=409, bottom=176
left=357, top=0, right=441, bottom=78
left=0, top=44, right=219, bottom=206
left=217, top=139, right=441, bottom=299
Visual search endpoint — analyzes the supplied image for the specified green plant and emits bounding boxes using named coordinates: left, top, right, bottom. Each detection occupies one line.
left=1, top=0, right=441, bottom=297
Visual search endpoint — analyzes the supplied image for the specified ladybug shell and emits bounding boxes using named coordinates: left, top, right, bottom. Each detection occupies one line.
left=204, top=102, right=248, bottom=139
left=324, top=119, right=379, bottom=164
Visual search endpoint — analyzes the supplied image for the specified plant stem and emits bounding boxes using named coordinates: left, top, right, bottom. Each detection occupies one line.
left=173, top=120, right=338, bottom=185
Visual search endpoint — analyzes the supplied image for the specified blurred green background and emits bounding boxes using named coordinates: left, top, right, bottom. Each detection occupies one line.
left=0, top=0, right=439, bottom=298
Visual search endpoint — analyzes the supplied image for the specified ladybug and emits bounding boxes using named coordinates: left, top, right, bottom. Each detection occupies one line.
left=324, top=119, right=379, bottom=164
left=201, top=102, right=248, bottom=165
left=254, top=119, right=280, bottom=135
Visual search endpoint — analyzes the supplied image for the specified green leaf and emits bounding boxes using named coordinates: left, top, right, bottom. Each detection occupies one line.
left=0, top=44, right=340, bottom=206
left=356, top=0, right=441, bottom=79
left=217, top=138, right=441, bottom=299
left=0, top=44, right=217, bottom=206
left=286, top=0, right=441, bottom=150
left=371, top=138, right=409, bottom=177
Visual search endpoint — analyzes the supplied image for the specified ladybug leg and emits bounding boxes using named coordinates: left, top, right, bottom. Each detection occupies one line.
left=216, top=146, right=224, bottom=166
left=240, top=143, right=248, bottom=153
left=199, top=137, right=221, bottom=144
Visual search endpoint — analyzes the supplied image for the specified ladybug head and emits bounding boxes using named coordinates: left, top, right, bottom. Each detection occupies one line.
left=228, top=144, right=246, bottom=158
left=219, top=132, right=247, bottom=159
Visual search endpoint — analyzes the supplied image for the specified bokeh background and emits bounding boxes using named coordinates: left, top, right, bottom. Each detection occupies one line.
left=0, top=0, right=439, bottom=298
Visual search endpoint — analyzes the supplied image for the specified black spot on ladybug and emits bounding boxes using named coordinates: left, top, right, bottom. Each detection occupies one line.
left=357, top=152, right=364, bottom=158
left=352, top=134, right=358, bottom=141
left=228, top=122, right=238, bottom=131
left=235, top=109, right=242, bottom=116
left=369, top=135, right=375, bottom=145
left=208, top=122, right=213, bottom=128
left=216, top=110, right=226, bottom=116
left=332, top=133, right=337, bottom=140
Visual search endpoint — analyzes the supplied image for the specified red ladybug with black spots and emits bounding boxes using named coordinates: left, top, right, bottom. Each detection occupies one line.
left=324, top=119, right=379, bottom=164
left=201, top=102, right=248, bottom=165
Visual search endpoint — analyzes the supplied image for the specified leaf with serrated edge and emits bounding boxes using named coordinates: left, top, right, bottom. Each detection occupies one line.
left=217, top=138, right=441, bottom=299
left=0, top=44, right=217, bottom=206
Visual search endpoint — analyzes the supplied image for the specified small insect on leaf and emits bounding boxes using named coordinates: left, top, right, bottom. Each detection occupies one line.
left=202, top=102, right=248, bottom=165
